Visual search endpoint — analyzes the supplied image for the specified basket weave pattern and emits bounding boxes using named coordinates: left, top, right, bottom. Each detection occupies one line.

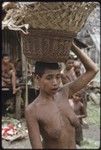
left=21, top=28, right=76, bottom=62
left=23, top=2, right=96, bottom=33
left=20, top=2, right=96, bottom=62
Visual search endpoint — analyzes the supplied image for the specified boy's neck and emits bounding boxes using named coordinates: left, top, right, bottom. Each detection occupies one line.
left=39, top=90, right=55, bottom=102
left=73, top=100, right=79, bottom=104
left=65, top=67, right=73, bottom=72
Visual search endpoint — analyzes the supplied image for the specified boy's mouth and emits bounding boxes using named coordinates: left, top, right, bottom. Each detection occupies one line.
left=51, top=88, right=59, bottom=92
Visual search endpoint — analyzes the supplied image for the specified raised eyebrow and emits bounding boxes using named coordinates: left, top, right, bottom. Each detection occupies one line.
left=46, top=74, right=54, bottom=77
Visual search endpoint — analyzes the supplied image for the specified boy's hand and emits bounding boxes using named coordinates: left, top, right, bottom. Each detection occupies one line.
left=77, top=115, right=81, bottom=119
left=13, top=87, right=21, bottom=94
left=13, top=88, right=17, bottom=94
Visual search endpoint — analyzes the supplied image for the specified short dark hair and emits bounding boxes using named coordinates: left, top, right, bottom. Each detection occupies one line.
left=64, top=55, right=74, bottom=64
left=2, top=53, right=9, bottom=58
left=35, top=61, right=60, bottom=77
left=68, top=55, right=75, bottom=60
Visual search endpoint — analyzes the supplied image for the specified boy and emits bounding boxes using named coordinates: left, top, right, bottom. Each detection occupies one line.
left=2, top=54, right=17, bottom=94
left=74, top=60, right=89, bottom=120
left=61, top=56, right=77, bottom=84
left=25, top=42, right=98, bottom=149
left=69, top=92, right=87, bottom=146
left=74, top=60, right=81, bottom=77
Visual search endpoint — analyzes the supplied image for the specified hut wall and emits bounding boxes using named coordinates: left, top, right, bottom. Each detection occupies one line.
left=2, top=29, right=21, bottom=62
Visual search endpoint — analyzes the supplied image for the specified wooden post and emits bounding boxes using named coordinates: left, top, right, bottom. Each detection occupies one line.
left=21, top=36, right=28, bottom=110
left=21, top=36, right=26, bottom=79
left=25, top=59, right=28, bottom=107
left=15, top=89, right=22, bottom=119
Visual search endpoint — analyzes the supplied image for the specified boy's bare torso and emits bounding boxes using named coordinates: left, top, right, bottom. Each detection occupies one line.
left=30, top=89, right=79, bottom=149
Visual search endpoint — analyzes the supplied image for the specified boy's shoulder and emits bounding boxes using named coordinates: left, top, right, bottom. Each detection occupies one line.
left=79, top=101, right=83, bottom=107
left=25, top=98, right=40, bottom=114
left=9, top=62, right=14, bottom=67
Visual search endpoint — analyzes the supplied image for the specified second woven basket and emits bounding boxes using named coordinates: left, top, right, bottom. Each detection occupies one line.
left=21, top=28, right=76, bottom=62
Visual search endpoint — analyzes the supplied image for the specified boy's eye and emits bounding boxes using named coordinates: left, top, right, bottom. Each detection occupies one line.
left=46, top=76, right=53, bottom=80
left=46, top=76, right=61, bottom=80
left=56, top=75, right=61, bottom=79
left=46, top=77, right=52, bottom=80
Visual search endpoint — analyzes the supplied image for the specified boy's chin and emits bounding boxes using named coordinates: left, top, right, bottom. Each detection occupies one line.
left=51, top=89, right=58, bottom=94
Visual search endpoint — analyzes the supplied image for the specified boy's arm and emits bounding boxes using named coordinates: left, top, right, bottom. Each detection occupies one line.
left=11, top=63, right=16, bottom=72
left=77, top=103, right=87, bottom=119
left=2, top=77, right=11, bottom=83
left=61, top=73, right=69, bottom=84
left=25, top=105, right=43, bottom=149
left=63, top=42, right=99, bottom=98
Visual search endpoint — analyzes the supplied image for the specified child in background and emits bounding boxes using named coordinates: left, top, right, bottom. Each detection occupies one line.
left=69, top=91, right=87, bottom=146
left=61, top=56, right=77, bottom=84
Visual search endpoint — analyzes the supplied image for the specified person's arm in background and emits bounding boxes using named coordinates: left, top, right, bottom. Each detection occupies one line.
left=61, top=73, right=69, bottom=84
left=63, top=42, right=99, bottom=98
left=77, top=102, right=87, bottom=119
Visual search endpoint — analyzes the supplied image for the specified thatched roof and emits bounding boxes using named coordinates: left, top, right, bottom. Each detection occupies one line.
left=2, top=2, right=97, bottom=34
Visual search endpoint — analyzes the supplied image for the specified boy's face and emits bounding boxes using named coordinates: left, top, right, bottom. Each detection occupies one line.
left=73, top=93, right=81, bottom=102
left=75, top=66, right=81, bottom=74
left=2, top=56, right=10, bottom=64
left=37, top=69, right=61, bottom=95
left=66, top=59, right=74, bottom=70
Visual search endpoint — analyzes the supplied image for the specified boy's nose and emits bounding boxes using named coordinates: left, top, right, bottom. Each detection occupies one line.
left=52, top=78, right=58, bottom=85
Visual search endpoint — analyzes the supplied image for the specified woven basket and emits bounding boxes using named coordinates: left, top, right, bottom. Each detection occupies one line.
left=21, top=28, right=76, bottom=62
left=23, top=2, right=96, bottom=33
left=20, top=2, right=96, bottom=63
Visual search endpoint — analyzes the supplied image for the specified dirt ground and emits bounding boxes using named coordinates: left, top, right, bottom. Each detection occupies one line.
left=2, top=124, right=100, bottom=149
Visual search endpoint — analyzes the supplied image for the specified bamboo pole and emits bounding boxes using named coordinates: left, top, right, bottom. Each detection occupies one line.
left=25, top=59, right=28, bottom=107
left=21, top=36, right=28, bottom=108
left=21, top=36, right=26, bottom=79
left=15, top=89, right=22, bottom=119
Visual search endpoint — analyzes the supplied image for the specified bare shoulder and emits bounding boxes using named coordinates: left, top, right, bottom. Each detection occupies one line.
left=58, top=83, right=69, bottom=99
left=25, top=98, right=40, bottom=119
left=9, top=63, right=15, bottom=72
left=79, top=101, right=83, bottom=107
left=60, top=83, right=70, bottom=96
left=10, top=63, right=14, bottom=68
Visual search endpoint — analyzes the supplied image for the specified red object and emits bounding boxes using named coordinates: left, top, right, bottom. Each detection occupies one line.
left=2, top=123, right=17, bottom=136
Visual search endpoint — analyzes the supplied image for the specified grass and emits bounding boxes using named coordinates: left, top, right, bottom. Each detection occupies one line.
left=85, top=101, right=100, bottom=125
left=80, top=101, right=100, bottom=149
left=94, top=67, right=100, bottom=81
left=80, top=138, right=100, bottom=149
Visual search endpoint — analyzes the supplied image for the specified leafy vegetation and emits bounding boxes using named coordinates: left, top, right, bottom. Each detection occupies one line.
left=86, top=101, right=100, bottom=125
left=80, top=101, right=100, bottom=149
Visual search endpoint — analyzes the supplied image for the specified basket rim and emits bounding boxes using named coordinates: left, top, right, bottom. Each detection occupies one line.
left=21, top=28, right=77, bottom=38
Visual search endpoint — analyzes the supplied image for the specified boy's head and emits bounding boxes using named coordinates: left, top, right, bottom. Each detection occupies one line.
left=35, top=61, right=61, bottom=95
left=74, top=61, right=81, bottom=76
left=35, top=61, right=60, bottom=77
left=73, top=92, right=82, bottom=102
left=65, top=56, right=75, bottom=70
left=2, top=54, right=10, bottom=64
